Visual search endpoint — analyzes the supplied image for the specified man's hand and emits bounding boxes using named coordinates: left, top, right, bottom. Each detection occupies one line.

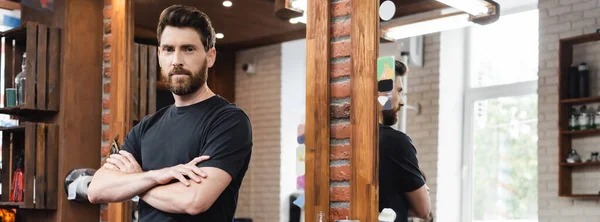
left=103, top=150, right=142, bottom=173
left=149, top=156, right=210, bottom=186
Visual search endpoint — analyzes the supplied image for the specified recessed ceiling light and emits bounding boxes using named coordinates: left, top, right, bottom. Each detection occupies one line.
left=223, top=1, right=233, bottom=7
left=216, top=33, right=224, bottom=39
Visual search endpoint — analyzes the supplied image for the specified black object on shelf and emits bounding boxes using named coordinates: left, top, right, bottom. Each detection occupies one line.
left=568, top=65, right=580, bottom=98
left=579, top=63, right=590, bottom=98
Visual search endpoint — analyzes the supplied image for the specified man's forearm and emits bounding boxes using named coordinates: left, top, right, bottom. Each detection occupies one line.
left=141, top=182, right=201, bottom=215
left=88, top=168, right=157, bottom=203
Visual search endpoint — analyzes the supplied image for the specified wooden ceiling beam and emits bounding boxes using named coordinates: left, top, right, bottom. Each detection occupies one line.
left=0, top=0, right=19, bottom=10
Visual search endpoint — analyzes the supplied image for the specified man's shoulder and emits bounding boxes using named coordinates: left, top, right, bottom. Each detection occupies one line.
left=379, top=126, right=412, bottom=142
left=212, top=100, right=250, bottom=124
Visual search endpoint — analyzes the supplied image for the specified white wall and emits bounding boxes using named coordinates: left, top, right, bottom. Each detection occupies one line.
left=438, top=28, right=465, bottom=222
left=280, top=39, right=307, bottom=222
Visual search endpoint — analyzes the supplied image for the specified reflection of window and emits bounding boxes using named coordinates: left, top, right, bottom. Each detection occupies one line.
left=462, top=10, right=538, bottom=222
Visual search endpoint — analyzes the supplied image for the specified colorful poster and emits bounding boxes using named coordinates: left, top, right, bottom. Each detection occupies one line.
left=377, top=56, right=395, bottom=110
left=296, top=124, right=305, bottom=190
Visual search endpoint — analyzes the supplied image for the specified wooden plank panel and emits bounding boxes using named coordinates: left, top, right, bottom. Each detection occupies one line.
left=139, top=44, right=148, bottom=117
left=132, top=44, right=139, bottom=120
left=14, top=38, right=25, bottom=88
left=23, top=23, right=36, bottom=109
left=36, top=25, right=48, bottom=110
left=350, top=0, right=379, bottom=221
left=4, top=37, right=14, bottom=90
left=47, top=28, right=61, bottom=111
left=148, top=46, right=157, bottom=113
left=23, top=122, right=36, bottom=208
left=24, top=22, right=38, bottom=109
left=45, top=124, right=58, bottom=209
left=304, top=0, right=330, bottom=221
left=1, top=131, right=10, bottom=202
left=35, top=123, right=46, bottom=208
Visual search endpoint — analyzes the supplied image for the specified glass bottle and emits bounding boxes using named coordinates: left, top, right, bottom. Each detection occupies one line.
left=595, top=105, right=600, bottom=129
left=569, top=108, right=577, bottom=130
left=588, top=106, right=596, bottom=129
left=14, top=53, right=26, bottom=106
left=579, top=105, right=588, bottom=130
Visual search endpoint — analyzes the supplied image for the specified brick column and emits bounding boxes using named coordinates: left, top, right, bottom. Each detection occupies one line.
left=329, top=0, right=352, bottom=220
left=100, top=0, right=112, bottom=221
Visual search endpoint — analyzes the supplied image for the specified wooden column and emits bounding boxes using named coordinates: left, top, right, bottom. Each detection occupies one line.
left=57, top=0, right=103, bottom=221
left=108, top=0, right=134, bottom=221
left=305, top=0, right=330, bottom=221
left=306, top=0, right=379, bottom=221
left=349, top=0, right=379, bottom=221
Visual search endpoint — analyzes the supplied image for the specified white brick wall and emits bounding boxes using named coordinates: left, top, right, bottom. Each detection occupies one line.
left=235, top=44, right=282, bottom=222
left=538, top=0, right=600, bottom=220
left=405, top=33, right=441, bottom=214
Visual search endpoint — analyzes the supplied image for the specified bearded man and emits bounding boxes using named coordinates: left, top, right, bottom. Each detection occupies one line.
left=87, top=5, right=253, bottom=222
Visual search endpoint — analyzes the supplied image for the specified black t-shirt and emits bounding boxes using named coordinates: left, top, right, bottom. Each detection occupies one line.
left=378, top=125, right=425, bottom=222
left=121, top=95, right=253, bottom=222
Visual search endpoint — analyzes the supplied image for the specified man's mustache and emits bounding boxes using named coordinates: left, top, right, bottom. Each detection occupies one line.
left=169, top=67, right=192, bottom=76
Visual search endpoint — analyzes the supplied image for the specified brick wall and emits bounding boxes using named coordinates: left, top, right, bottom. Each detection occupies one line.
left=234, top=44, right=282, bottom=222
left=100, top=0, right=112, bottom=221
left=404, top=33, right=441, bottom=215
left=538, top=0, right=600, bottom=220
left=329, top=0, right=352, bottom=220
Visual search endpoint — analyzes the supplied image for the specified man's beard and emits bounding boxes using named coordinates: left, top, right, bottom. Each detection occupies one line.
left=381, top=109, right=398, bottom=126
left=381, top=105, right=401, bottom=126
left=162, top=59, right=208, bottom=96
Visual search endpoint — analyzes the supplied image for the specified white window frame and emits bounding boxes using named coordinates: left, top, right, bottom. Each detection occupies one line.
left=460, top=25, right=538, bottom=222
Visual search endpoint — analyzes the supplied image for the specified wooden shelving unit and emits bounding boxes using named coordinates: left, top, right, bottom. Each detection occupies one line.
left=560, top=161, right=600, bottom=167
left=558, top=32, right=600, bottom=198
left=0, top=22, right=62, bottom=210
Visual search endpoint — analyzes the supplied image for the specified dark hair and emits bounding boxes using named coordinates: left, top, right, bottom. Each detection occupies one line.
left=157, top=5, right=216, bottom=52
left=395, top=60, right=408, bottom=77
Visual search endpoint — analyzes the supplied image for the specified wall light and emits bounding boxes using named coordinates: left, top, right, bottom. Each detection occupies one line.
left=382, top=0, right=500, bottom=40
left=383, top=12, right=472, bottom=40
left=216, top=33, right=224, bottom=39
left=223, top=1, right=233, bottom=7
left=436, top=0, right=490, bottom=16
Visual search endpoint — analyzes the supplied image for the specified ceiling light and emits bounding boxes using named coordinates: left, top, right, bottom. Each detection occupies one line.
left=216, top=33, right=224, bottom=39
left=383, top=13, right=472, bottom=40
left=436, top=0, right=491, bottom=16
left=223, top=1, right=233, bottom=7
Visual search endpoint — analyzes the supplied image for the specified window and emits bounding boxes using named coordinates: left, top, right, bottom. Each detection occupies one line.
left=462, top=10, right=539, bottom=222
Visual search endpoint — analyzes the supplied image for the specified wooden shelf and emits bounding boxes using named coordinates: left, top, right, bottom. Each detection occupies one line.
left=560, top=161, right=600, bottom=167
left=0, top=106, right=57, bottom=116
left=561, top=128, right=600, bottom=136
left=0, top=126, right=25, bottom=132
left=2, top=22, right=61, bottom=113
left=0, top=202, right=24, bottom=208
left=1, top=122, right=58, bottom=210
left=560, top=194, right=600, bottom=198
left=558, top=32, right=600, bottom=198
left=560, top=32, right=600, bottom=45
left=560, top=96, right=600, bottom=104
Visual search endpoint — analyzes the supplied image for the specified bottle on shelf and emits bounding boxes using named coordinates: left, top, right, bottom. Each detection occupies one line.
left=14, top=53, right=27, bottom=106
left=578, top=63, right=590, bottom=98
left=595, top=105, right=600, bottom=129
left=579, top=105, right=589, bottom=130
left=587, top=105, right=596, bottom=129
left=567, top=65, right=580, bottom=98
left=569, top=107, right=578, bottom=131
